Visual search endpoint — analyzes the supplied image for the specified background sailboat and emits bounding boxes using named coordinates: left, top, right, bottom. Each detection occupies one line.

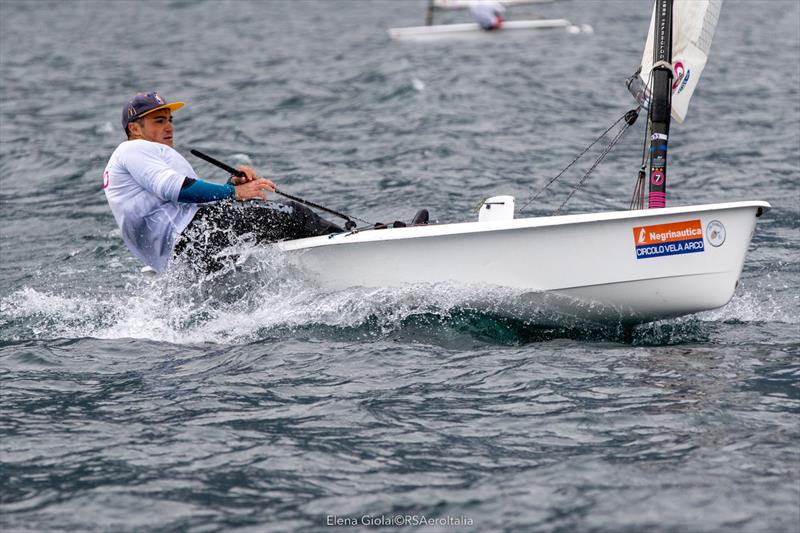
left=388, top=0, right=590, bottom=42
left=432, top=0, right=557, bottom=8
left=388, top=19, right=583, bottom=43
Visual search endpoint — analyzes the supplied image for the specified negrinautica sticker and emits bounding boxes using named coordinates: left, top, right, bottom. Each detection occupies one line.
left=633, top=219, right=704, bottom=259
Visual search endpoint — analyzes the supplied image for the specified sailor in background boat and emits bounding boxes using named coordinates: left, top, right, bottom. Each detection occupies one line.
left=103, top=92, right=342, bottom=274
left=469, top=0, right=506, bottom=30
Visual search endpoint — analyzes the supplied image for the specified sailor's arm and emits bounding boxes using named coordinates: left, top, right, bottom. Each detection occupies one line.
left=178, top=175, right=276, bottom=202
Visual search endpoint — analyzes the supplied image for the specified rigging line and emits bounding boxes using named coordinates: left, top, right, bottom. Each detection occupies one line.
left=553, top=116, right=637, bottom=215
left=639, top=68, right=656, bottom=169
left=518, top=110, right=636, bottom=214
left=629, top=169, right=646, bottom=210
left=631, top=69, right=655, bottom=210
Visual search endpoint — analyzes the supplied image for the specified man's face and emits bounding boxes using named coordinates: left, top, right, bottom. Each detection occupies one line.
left=132, top=108, right=174, bottom=147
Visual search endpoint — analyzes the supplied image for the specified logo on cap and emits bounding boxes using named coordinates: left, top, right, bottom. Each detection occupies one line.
left=121, top=91, right=184, bottom=131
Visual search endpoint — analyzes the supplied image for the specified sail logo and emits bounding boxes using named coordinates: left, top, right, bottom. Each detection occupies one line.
left=633, top=219, right=704, bottom=259
left=672, top=61, right=691, bottom=94
left=671, top=61, right=685, bottom=90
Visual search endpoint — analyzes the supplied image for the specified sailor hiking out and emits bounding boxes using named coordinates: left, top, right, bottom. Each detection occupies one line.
left=103, top=92, right=342, bottom=274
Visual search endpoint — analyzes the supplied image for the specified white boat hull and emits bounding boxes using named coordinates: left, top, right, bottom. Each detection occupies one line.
left=278, top=201, right=770, bottom=325
left=388, top=19, right=579, bottom=42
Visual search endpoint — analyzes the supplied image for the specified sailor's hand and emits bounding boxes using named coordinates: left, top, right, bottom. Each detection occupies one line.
left=230, top=165, right=259, bottom=185
left=234, top=178, right=276, bottom=201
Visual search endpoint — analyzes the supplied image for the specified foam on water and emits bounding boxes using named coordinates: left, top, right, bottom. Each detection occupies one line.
left=1, top=245, right=795, bottom=346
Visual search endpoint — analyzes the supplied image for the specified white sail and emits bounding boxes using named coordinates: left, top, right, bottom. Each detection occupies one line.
left=639, top=0, right=722, bottom=123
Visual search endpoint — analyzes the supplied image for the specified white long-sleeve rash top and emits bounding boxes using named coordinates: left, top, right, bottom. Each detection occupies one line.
left=103, top=139, right=200, bottom=272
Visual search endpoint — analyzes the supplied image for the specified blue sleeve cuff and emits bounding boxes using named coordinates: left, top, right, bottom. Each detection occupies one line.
left=178, top=179, right=235, bottom=203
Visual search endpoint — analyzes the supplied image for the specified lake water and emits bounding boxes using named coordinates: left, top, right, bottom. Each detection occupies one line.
left=1, top=1, right=798, bottom=531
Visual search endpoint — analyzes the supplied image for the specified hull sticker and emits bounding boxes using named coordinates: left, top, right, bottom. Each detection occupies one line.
left=706, top=220, right=726, bottom=247
left=633, top=219, right=704, bottom=259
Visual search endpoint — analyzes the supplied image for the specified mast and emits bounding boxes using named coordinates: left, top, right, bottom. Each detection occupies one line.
left=425, top=0, right=435, bottom=26
left=647, top=0, right=673, bottom=209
